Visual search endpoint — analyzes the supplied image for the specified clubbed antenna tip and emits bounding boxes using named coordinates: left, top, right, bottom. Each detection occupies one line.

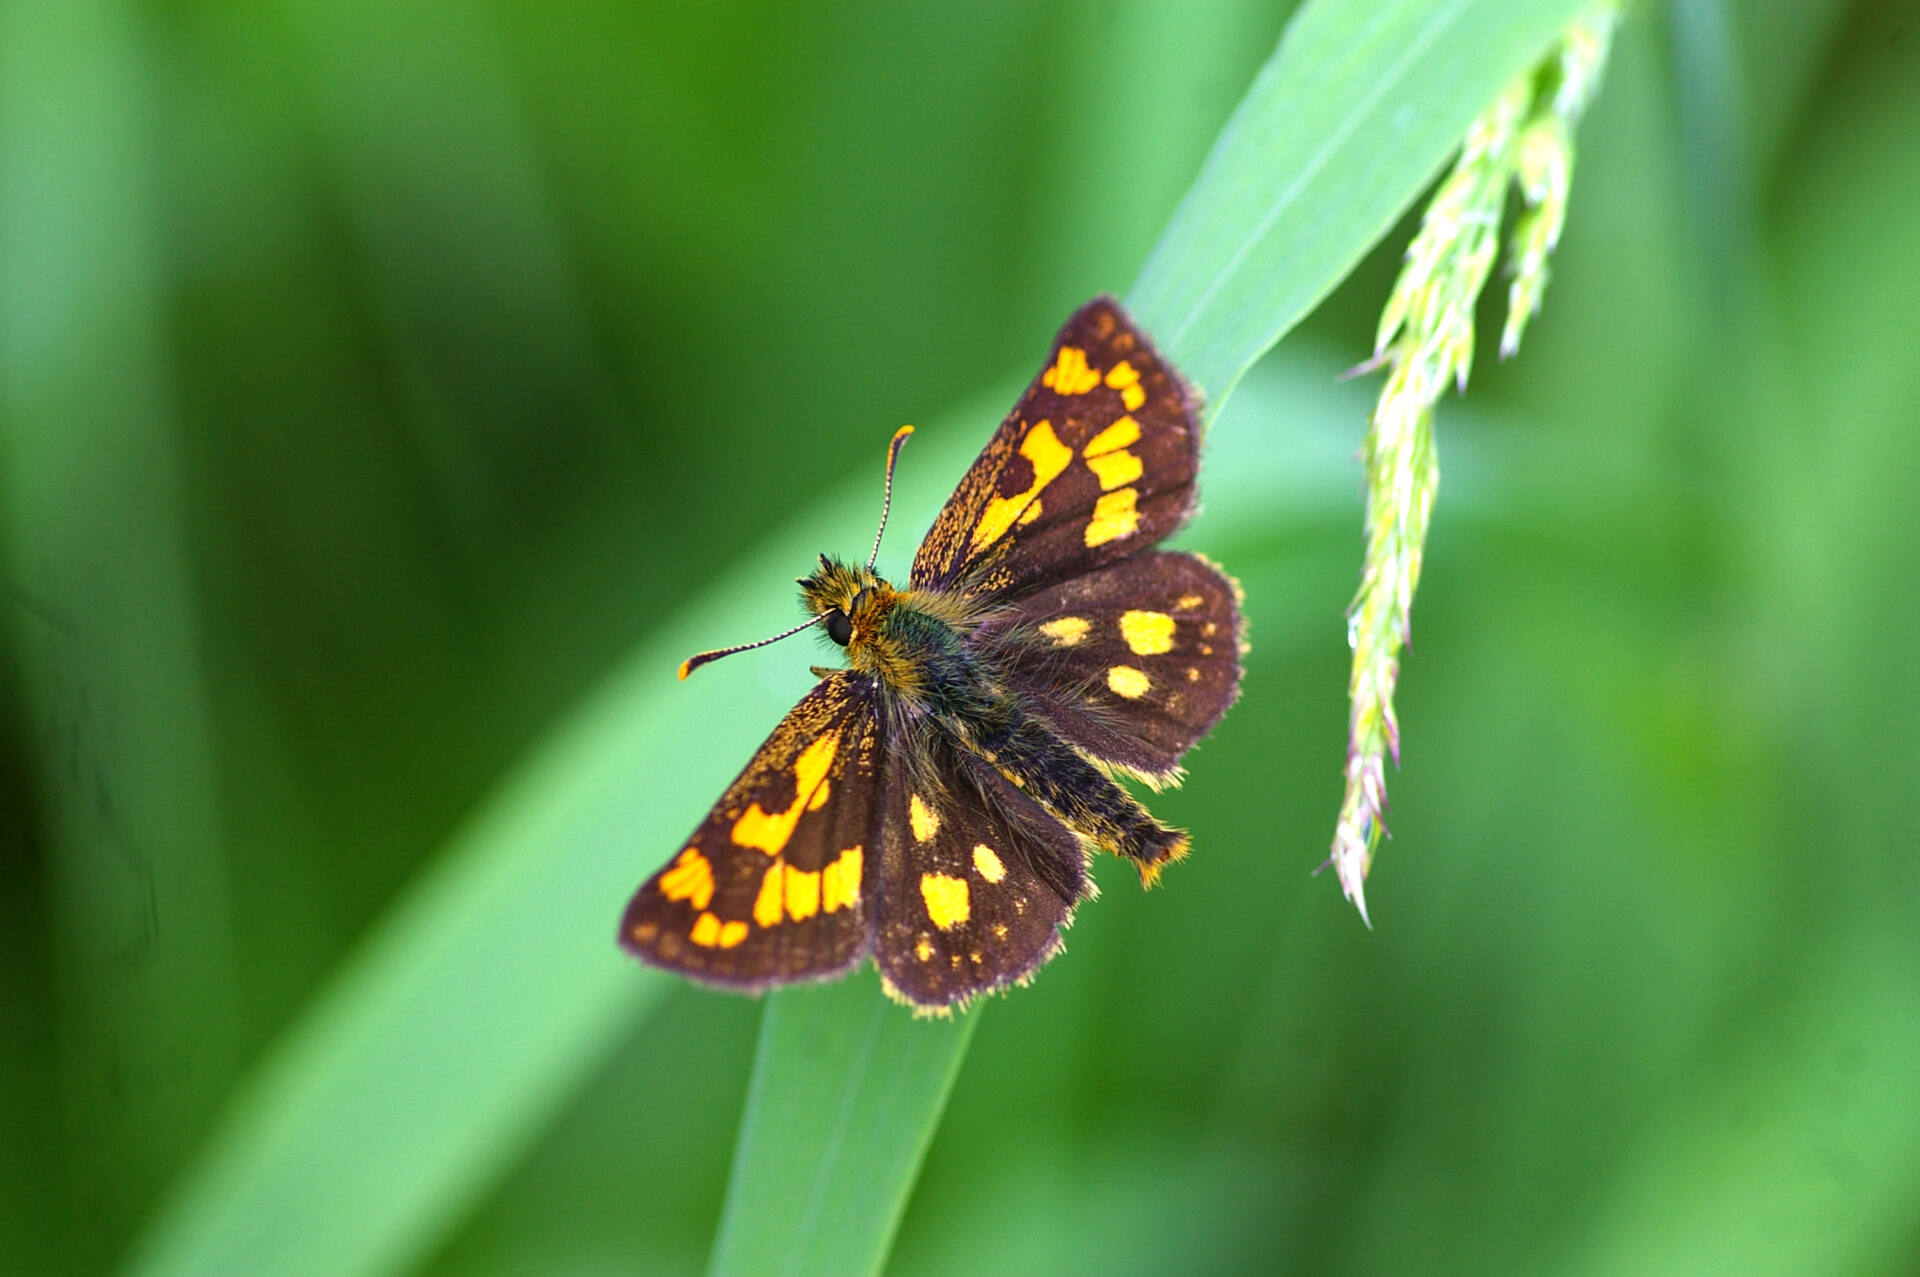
left=867, top=425, right=914, bottom=571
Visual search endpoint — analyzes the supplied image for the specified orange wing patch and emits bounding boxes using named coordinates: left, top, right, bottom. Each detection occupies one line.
left=690, top=912, right=748, bottom=949
left=1083, top=417, right=1144, bottom=490
left=970, top=421, right=1072, bottom=551
left=1084, top=488, right=1140, bottom=547
left=657, top=848, right=715, bottom=910
left=920, top=873, right=971, bottom=929
left=1104, top=359, right=1147, bottom=410
left=732, top=733, right=838, bottom=853
left=1041, top=345, right=1102, bottom=395
left=822, top=846, right=862, bottom=912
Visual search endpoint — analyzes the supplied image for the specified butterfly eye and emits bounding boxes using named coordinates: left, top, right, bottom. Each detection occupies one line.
left=825, top=609, right=853, bottom=646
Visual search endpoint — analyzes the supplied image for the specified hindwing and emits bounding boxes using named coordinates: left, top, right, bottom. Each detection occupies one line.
left=873, top=733, right=1090, bottom=1011
left=981, top=550, right=1244, bottom=784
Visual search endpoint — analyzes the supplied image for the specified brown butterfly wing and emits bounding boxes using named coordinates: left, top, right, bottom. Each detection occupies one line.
left=872, top=733, right=1090, bottom=1010
left=620, top=673, right=882, bottom=989
left=908, top=296, right=1201, bottom=601
left=979, top=550, right=1244, bottom=785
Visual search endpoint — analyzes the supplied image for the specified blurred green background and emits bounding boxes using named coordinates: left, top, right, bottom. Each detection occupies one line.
left=5, top=0, right=1919, bottom=1273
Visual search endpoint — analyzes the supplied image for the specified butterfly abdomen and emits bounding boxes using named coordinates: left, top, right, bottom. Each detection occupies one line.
left=981, top=713, right=1186, bottom=874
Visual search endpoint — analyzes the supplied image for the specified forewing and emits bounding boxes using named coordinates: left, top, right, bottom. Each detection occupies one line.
left=621, top=673, right=881, bottom=990
left=980, top=550, right=1243, bottom=783
left=875, top=735, right=1090, bottom=1010
left=909, top=296, right=1201, bottom=600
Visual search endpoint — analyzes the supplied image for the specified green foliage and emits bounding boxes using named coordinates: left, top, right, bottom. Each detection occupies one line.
left=708, top=972, right=979, bottom=1277
left=1130, top=0, right=1590, bottom=401
left=2, top=1, right=1917, bottom=1275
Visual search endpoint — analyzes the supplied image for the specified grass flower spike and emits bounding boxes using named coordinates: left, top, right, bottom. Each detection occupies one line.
left=1333, top=3, right=1620, bottom=924
left=1505, top=6, right=1623, bottom=357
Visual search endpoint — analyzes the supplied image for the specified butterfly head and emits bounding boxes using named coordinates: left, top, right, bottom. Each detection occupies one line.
left=799, top=554, right=896, bottom=654
left=677, top=427, right=916, bottom=682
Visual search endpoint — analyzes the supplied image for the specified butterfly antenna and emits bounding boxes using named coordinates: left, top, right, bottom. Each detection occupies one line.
left=678, top=614, right=827, bottom=680
left=866, top=425, right=914, bottom=572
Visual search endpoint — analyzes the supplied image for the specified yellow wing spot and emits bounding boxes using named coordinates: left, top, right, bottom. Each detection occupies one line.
left=973, top=844, right=1006, bottom=883
left=1103, top=359, right=1146, bottom=411
left=972, top=421, right=1072, bottom=551
left=1187, top=666, right=1201, bottom=682
left=1108, top=666, right=1151, bottom=699
left=992, top=923, right=1009, bottom=940
left=1085, top=417, right=1141, bottom=455
left=1039, top=616, right=1090, bottom=646
left=1177, top=593, right=1204, bottom=610
left=753, top=862, right=785, bottom=928
left=786, top=866, right=821, bottom=921
left=915, top=936, right=934, bottom=962
left=1017, top=498, right=1044, bottom=526
left=732, top=734, right=839, bottom=854
left=909, top=793, right=940, bottom=842
left=1202, top=621, right=1218, bottom=637
left=690, top=911, right=746, bottom=948
left=921, top=873, right=971, bottom=929
left=658, top=847, right=715, bottom=911
left=1084, top=487, right=1140, bottom=547
left=1086, top=449, right=1142, bottom=491
left=1041, top=345, right=1101, bottom=395
left=749, top=860, right=826, bottom=928
left=822, top=846, right=862, bottom=912
left=1119, top=609, right=1176, bottom=655
left=1083, top=416, right=1144, bottom=491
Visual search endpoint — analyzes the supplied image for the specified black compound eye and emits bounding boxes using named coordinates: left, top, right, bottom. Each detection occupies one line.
left=824, top=609, right=853, bottom=646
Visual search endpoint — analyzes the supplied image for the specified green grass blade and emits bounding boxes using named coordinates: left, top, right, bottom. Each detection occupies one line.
left=1130, top=0, right=1591, bottom=406
left=708, top=1, right=1593, bottom=1273
left=708, top=972, right=981, bottom=1277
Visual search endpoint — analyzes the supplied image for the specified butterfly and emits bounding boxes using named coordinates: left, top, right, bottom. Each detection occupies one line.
left=620, top=296, right=1243, bottom=1011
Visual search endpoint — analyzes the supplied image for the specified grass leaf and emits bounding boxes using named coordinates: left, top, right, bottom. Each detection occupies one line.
left=708, top=972, right=980, bottom=1277
left=1131, top=0, right=1591, bottom=406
